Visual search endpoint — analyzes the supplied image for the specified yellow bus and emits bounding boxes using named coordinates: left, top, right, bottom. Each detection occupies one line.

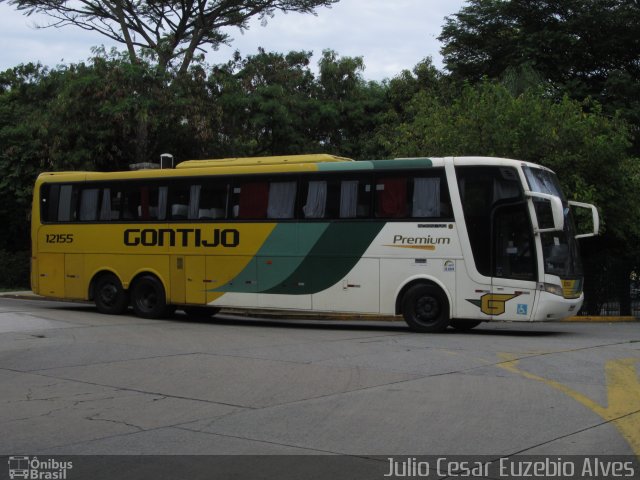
left=30, top=154, right=598, bottom=332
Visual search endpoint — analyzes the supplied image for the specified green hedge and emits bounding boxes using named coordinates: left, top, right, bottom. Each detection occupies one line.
left=0, top=250, right=30, bottom=290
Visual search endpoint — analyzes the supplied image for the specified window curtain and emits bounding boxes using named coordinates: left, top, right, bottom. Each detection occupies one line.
left=376, top=178, right=407, bottom=218
left=303, top=181, right=327, bottom=218
left=189, top=185, right=201, bottom=220
left=99, top=188, right=112, bottom=221
left=267, top=182, right=297, bottom=219
left=238, top=183, right=269, bottom=219
left=339, top=181, right=358, bottom=218
left=412, top=177, right=440, bottom=217
left=157, top=187, right=168, bottom=220
left=79, top=189, right=99, bottom=221
left=58, top=185, right=73, bottom=222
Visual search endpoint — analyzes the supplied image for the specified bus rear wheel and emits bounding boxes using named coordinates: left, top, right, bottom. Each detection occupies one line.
left=401, top=284, right=450, bottom=333
left=131, top=275, right=172, bottom=319
left=94, top=273, right=128, bottom=315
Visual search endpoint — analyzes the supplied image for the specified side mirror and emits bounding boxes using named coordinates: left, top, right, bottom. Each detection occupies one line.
left=569, top=201, right=600, bottom=238
left=526, top=191, right=564, bottom=233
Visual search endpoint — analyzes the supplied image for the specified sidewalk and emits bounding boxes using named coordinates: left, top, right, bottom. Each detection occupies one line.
left=1, top=290, right=636, bottom=322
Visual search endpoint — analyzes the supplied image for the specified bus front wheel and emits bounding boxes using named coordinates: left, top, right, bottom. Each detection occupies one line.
left=401, top=284, right=450, bottom=333
left=131, top=275, right=172, bottom=319
left=93, top=273, right=128, bottom=315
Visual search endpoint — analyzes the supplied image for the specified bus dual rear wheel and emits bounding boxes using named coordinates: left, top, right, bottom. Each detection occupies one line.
left=130, top=275, right=174, bottom=319
left=401, top=284, right=450, bottom=333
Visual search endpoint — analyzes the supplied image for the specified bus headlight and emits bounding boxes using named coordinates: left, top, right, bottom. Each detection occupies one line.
left=543, top=283, right=564, bottom=297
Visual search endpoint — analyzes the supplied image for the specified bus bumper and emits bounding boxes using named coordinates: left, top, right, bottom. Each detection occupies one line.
left=534, top=291, right=584, bottom=321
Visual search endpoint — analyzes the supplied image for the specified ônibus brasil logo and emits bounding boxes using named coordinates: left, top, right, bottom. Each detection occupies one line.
left=8, top=456, right=73, bottom=479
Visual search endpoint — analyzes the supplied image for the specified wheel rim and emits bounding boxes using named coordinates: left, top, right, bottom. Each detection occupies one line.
left=136, top=284, right=158, bottom=313
left=415, top=295, right=440, bottom=323
left=99, top=283, right=118, bottom=307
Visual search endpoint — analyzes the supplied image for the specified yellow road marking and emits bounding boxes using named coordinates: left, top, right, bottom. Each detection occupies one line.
left=498, top=353, right=640, bottom=456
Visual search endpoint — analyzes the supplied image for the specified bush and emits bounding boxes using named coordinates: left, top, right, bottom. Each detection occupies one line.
left=0, top=250, right=30, bottom=290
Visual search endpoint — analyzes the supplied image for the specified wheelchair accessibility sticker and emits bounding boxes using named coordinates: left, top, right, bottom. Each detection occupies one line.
left=517, top=304, right=528, bottom=315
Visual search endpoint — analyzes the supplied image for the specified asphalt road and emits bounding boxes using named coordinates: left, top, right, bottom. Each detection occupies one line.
left=1, top=297, right=639, bottom=477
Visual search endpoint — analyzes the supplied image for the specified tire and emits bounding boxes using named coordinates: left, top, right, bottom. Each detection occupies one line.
left=450, top=319, right=482, bottom=331
left=93, top=273, right=128, bottom=315
left=183, top=306, right=221, bottom=318
left=401, top=284, right=450, bottom=333
left=130, top=275, right=172, bottom=319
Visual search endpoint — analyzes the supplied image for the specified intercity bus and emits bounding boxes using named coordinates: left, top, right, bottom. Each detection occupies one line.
left=30, top=154, right=599, bottom=332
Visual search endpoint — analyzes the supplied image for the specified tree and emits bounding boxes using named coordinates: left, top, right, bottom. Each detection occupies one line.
left=2, top=0, right=339, bottom=162
left=315, top=49, right=387, bottom=158
left=439, top=0, right=640, bottom=131
left=209, top=49, right=320, bottom=156
left=207, top=49, right=387, bottom=158
left=0, top=64, right=55, bottom=254
left=3, top=0, right=338, bottom=76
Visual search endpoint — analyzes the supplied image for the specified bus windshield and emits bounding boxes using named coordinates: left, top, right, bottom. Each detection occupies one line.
left=523, top=166, right=583, bottom=279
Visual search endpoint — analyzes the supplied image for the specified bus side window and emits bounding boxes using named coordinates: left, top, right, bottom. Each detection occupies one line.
left=168, top=184, right=190, bottom=220
left=40, top=184, right=60, bottom=223
left=137, top=185, right=162, bottom=221
left=99, top=188, right=117, bottom=220
left=197, top=182, right=228, bottom=220
left=57, top=185, right=78, bottom=222
left=236, top=182, right=269, bottom=219
left=79, top=188, right=100, bottom=221
left=267, top=181, right=297, bottom=219
left=339, top=178, right=371, bottom=219
left=120, top=186, right=139, bottom=220
left=301, top=180, right=327, bottom=219
left=376, top=177, right=408, bottom=218
left=412, top=177, right=442, bottom=218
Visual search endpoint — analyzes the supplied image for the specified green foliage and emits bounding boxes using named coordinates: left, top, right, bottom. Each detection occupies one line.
left=439, top=0, right=640, bottom=149
left=0, top=63, right=58, bottom=251
left=210, top=49, right=320, bottom=156
left=208, top=49, right=386, bottom=158
left=0, top=250, right=30, bottom=289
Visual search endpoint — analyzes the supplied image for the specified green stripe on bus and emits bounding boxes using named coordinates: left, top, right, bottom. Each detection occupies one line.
left=263, top=222, right=385, bottom=295
left=371, top=158, right=433, bottom=169
left=211, top=223, right=330, bottom=293
left=317, top=161, right=373, bottom=172
left=317, top=158, right=433, bottom=172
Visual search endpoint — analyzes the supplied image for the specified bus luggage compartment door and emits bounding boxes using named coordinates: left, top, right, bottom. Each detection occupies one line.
left=64, top=254, right=85, bottom=299
left=37, top=253, right=65, bottom=298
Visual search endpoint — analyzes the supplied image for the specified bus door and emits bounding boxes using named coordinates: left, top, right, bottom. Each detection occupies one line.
left=454, top=165, right=537, bottom=321
left=490, top=200, right=537, bottom=320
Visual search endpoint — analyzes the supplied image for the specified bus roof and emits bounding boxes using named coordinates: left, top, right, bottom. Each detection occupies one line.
left=176, top=153, right=352, bottom=168
left=35, top=155, right=552, bottom=183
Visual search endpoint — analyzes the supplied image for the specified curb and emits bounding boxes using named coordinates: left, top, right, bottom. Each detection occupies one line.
left=564, top=316, right=638, bottom=323
left=0, top=291, right=637, bottom=323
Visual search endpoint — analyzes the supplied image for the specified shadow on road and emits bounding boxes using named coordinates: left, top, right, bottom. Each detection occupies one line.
left=44, top=303, right=572, bottom=337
